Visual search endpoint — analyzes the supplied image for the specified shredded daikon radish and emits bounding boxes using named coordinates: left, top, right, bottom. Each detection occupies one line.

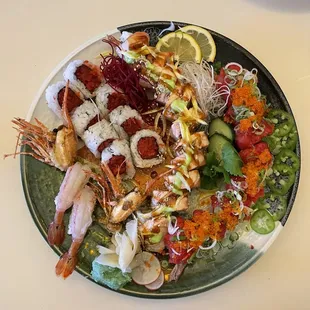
left=180, top=60, right=230, bottom=117
left=199, top=239, right=217, bottom=250
left=168, top=216, right=179, bottom=235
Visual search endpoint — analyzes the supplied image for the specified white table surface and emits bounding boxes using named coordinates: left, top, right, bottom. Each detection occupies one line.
left=1, top=1, right=310, bottom=309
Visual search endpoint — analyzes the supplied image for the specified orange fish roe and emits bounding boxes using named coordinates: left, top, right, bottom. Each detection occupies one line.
left=231, top=84, right=266, bottom=131
left=242, top=148, right=272, bottom=196
left=242, top=162, right=260, bottom=197
left=182, top=206, right=239, bottom=249
left=239, top=115, right=256, bottom=131
left=239, top=118, right=252, bottom=131
left=218, top=207, right=239, bottom=231
left=258, top=149, right=273, bottom=164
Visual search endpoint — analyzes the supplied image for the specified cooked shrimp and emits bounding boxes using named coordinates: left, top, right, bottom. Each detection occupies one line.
left=55, top=185, right=96, bottom=278
left=110, top=189, right=145, bottom=223
left=48, top=162, right=91, bottom=246
left=5, top=81, right=77, bottom=171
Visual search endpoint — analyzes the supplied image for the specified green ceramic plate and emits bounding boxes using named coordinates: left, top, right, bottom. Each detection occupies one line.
left=20, top=21, right=300, bottom=298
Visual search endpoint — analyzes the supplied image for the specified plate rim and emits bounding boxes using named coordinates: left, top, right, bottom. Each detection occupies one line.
left=20, top=20, right=301, bottom=299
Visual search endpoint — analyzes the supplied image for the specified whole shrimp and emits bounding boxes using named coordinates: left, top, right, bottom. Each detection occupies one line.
left=48, top=162, right=91, bottom=246
left=5, top=81, right=77, bottom=171
left=55, top=185, right=96, bottom=278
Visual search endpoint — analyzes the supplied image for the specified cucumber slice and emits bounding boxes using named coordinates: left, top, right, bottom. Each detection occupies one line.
left=208, top=134, right=231, bottom=161
left=209, top=118, right=234, bottom=141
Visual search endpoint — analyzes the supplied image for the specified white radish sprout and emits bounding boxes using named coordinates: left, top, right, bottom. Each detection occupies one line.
left=168, top=216, right=179, bottom=235
left=180, top=60, right=230, bottom=117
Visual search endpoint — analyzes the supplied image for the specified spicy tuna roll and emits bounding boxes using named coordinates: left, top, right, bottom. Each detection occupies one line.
left=130, top=129, right=166, bottom=168
left=95, top=84, right=128, bottom=118
left=101, top=140, right=135, bottom=179
left=71, top=100, right=101, bottom=137
left=82, top=119, right=119, bottom=158
left=109, top=105, right=144, bottom=137
left=45, top=81, right=84, bottom=120
left=63, top=60, right=103, bottom=98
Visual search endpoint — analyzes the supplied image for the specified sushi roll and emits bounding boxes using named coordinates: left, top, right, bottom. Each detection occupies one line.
left=82, top=119, right=119, bottom=158
left=71, top=100, right=101, bottom=137
left=45, top=81, right=84, bottom=120
left=112, top=123, right=129, bottom=140
left=109, top=105, right=145, bottom=137
left=130, top=129, right=166, bottom=168
left=95, top=84, right=128, bottom=117
left=101, top=140, right=135, bottom=179
left=63, top=60, right=103, bottom=98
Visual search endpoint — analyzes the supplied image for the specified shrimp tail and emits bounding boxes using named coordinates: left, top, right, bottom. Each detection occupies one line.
left=47, top=220, right=65, bottom=246
left=55, top=252, right=78, bottom=279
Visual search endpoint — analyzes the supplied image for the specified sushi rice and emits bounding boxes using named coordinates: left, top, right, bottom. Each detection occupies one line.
left=82, top=119, right=119, bottom=158
left=71, top=100, right=101, bottom=137
left=45, top=81, right=83, bottom=121
left=109, top=105, right=143, bottom=133
left=95, top=84, right=116, bottom=118
left=63, top=60, right=102, bottom=98
left=112, top=124, right=129, bottom=140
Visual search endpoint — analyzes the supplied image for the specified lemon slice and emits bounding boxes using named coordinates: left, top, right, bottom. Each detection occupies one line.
left=156, top=32, right=202, bottom=63
left=179, top=25, right=216, bottom=62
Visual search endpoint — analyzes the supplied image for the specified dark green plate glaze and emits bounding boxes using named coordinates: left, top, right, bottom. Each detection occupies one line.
left=20, top=21, right=300, bottom=298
